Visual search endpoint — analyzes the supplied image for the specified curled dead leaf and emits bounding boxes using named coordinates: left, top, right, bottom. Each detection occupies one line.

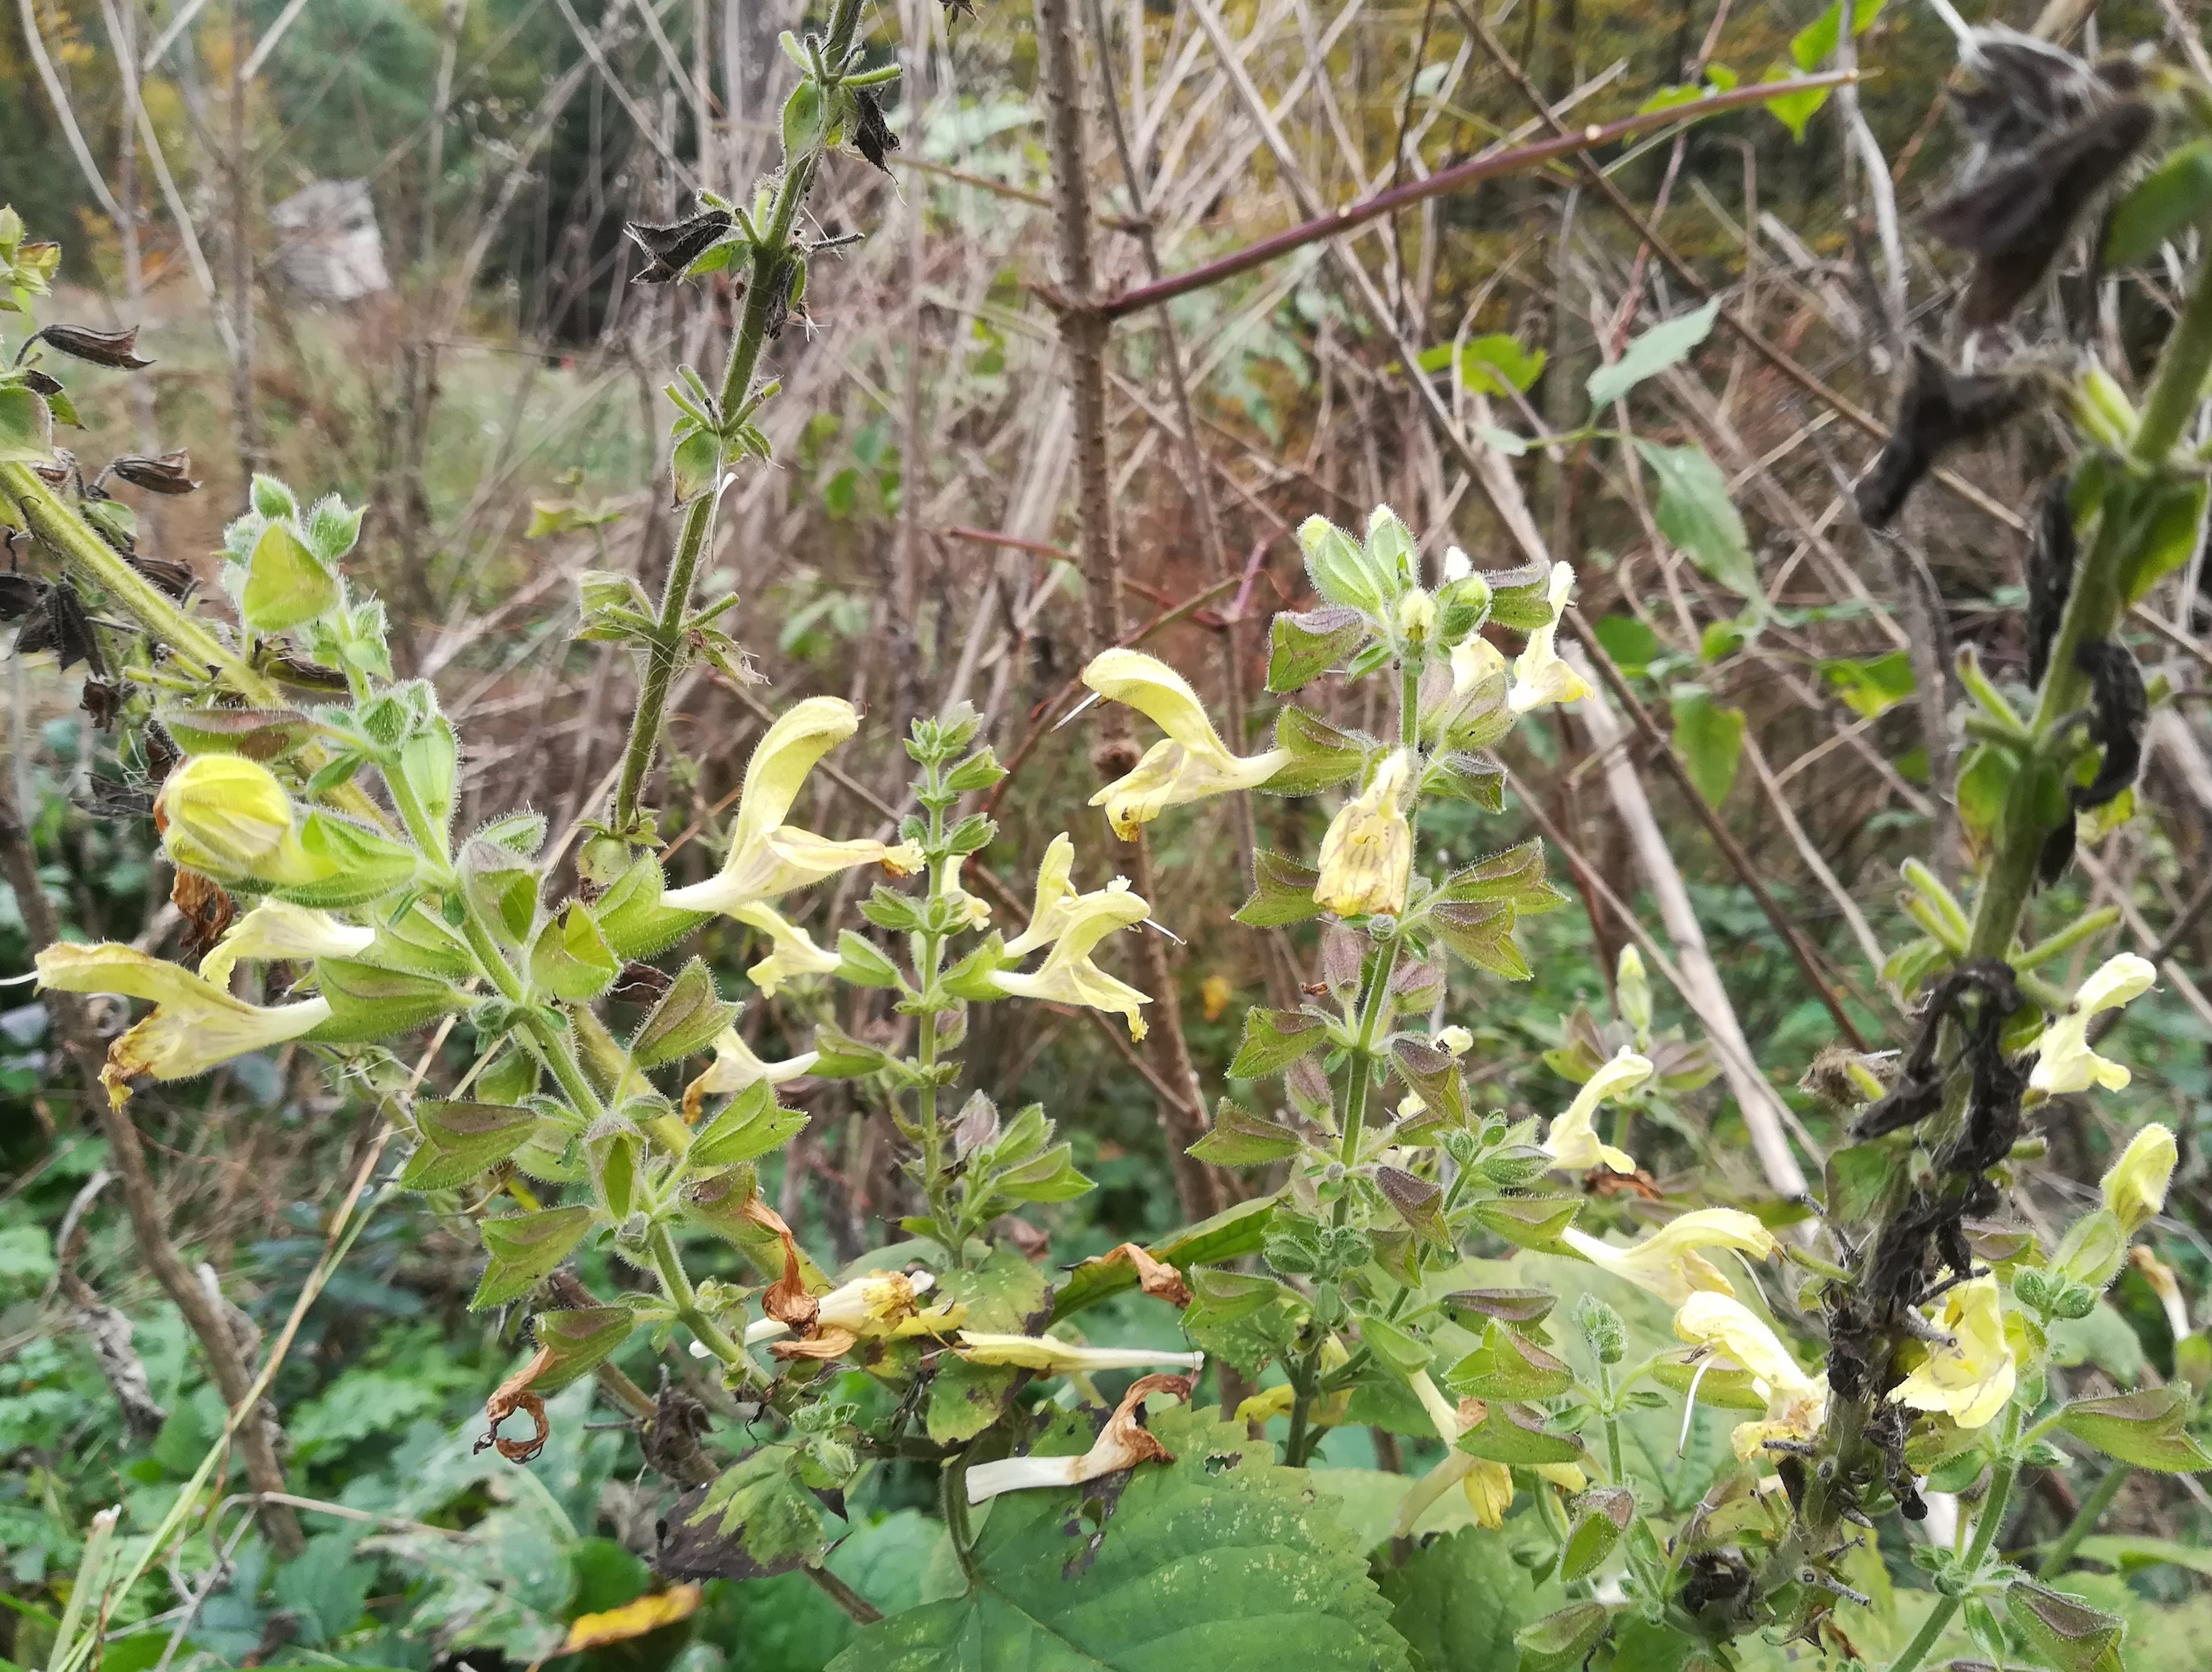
left=476, top=1344, right=553, bottom=1464
left=1090, top=1241, right=1192, bottom=1308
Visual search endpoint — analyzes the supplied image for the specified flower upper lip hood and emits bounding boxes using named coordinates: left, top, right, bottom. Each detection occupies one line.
left=36, top=940, right=334, bottom=1108
left=1544, top=1048, right=1651, bottom=1175
left=663, top=696, right=920, bottom=914
left=1080, top=649, right=1290, bottom=839
left=1560, top=1207, right=1781, bottom=1305
left=989, top=878, right=1153, bottom=1038
left=1003, top=833, right=1077, bottom=958
left=2028, top=951, right=2156, bottom=1098
left=2103, top=1122, right=2177, bottom=1235
left=680, top=1027, right=819, bottom=1119
left=197, top=898, right=376, bottom=988
left=1674, top=1290, right=1831, bottom=1462
left=724, top=902, right=840, bottom=996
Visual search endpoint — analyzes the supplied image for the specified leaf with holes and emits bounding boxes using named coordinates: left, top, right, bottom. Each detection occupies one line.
left=825, top=1405, right=1411, bottom=1671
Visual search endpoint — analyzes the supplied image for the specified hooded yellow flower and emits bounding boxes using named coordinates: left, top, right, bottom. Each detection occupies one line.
left=1674, top=1291, right=1831, bottom=1462
left=1081, top=649, right=1290, bottom=839
left=197, top=898, right=376, bottom=987
left=743, top=1269, right=967, bottom=1351
left=664, top=698, right=921, bottom=915
left=1560, top=1208, right=1780, bottom=1305
left=724, top=902, right=841, bottom=996
left=1314, top=750, right=1414, bottom=918
left=2029, top=953, right=2156, bottom=1098
left=1003, top=834, right=1078, bottom=958
left=680, top=1027, right=819, bottom=1119
left=989, top=880, right=1153, bottom=1039
left=1545, top=1048, right=1651, bottom=1175
left=953, top=1331, right=1205, bottom=1375
left=2103, top=1123, right=2177, bottom=1236
left=1890, top=1273, right=2016, bottom=1430
left=1507, top=563, right=1593, bottom=714
left=37, top=941, right=333, bottom=1108
left=156, top=755, right=318, bottom=885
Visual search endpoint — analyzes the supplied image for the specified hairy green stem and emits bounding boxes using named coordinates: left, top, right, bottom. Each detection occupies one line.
left=608, top=0, right=871, bottom=836
left=2038, top=1461, right=2130, bottom=1578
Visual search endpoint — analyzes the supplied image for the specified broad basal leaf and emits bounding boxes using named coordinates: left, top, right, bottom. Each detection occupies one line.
left=826, top=1405, right=1411, bottom=1671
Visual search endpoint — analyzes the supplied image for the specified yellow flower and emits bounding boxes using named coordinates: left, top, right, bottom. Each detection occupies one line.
left=2103, top=1123, right=2177, bottom=1236
left=1003, top=835, right=1078, bottom=958
left=37, top=940, right=333, bottom=1108
left=1396, top=588, right=1438, bottom=644
left=680, top=1027, right=818, bottom=1119
left=725, top=902, right=840, bottom=996
left=989, top=880, right=1153, bottom=1039
left=1545, top=1048, right=1650, bottom=1175
left=1081, top=649, right=1290, bottom=839
left=953, top=1331, right=1204, bottom=1375
left=1674, top=1291, right=1831, bottom=1462
left=1436, top=1025, right=1473, bottom=1056
left=1560, top=1208, right=1780, bottom=1305
left=664, top=698, right=911, bottom=913
left=155, top=755, right=316, bottom=884
left=1507, top=563, right=1592, bottom=714
left=198, top=898, right=375, bottom=987
left=1463, top=1459, right=1516, bottom=1529
left=1314, top=750, right=1414, bottom=918
left=1889, top=1274, right=2016, bottom=1430
left=744, top=1268, right=967, bottom=1348
left=2130, top=1246, right=2191, bottom=1340
left=2029, top=953, right=2156, bottom=1098
left=1450, top=634, right=1508, bottom=696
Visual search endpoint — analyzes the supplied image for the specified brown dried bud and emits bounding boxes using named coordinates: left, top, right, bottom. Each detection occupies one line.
left=125, top=552, right=198, bottom=601
left=35, top=324, right=153, bottom=369
left=107, top=451, right=199, bottom=495
left=853, top=90, right=898, bottom=174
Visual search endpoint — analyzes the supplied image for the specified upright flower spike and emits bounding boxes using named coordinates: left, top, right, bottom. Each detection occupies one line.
left=2029, top=953, right=2156, bottom=1097
left=36, top=941, right=334, bottom=1108
left=989, top=880, right=1153, bottom=1038
left=1544, top=1048, right=1651, bottom=1175
left=198, top=898, right=376, bottom=987
left=1889, top=1273, right=2017, bottom=1430
left=1507, top=562, right=1593, bottom=713
left=664, top=697, right=922, bottom=915
left=1314, top=750, right=1414, bottom=918
left=725, top=902, right=841, bottom=997
left=1674, top=1291, right=1831, bottom=1462
left=1080, top=649, right=1290, bottom=839
left=1560, top=1208, right=1780, bottom=1305
left=680, top=1028, right=819, bottom=1119
left=2103, top=1123, right=2177, bottom=1235
left=1003, top=834, right=1078, bottom=958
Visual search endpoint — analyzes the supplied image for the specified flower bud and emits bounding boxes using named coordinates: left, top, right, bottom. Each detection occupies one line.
left=1572, top=1294, right=1626, bottom=1365
left=155, top=755, right=297, bottom=878
left=2071, top=363, right=2139, bottom=452
left=1616, top=944, right=1653, bottom=1038
left=2102, top=1123, right=2177, bottom=1236
left=1396, top=587, right=1438, bottom=645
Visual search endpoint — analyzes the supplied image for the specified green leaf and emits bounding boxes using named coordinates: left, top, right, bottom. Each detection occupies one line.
left=992, top=1140, right=1096, bottom=1204
left=310, top=958, right=462, bottom=1042
left=1376, top=1527, right=1546, bottom=1672
left=1426, top=900, right=1532, bottom=980
left=1183, top=1267, right=1313, bottom=1375
left=1421, top=334, right=1547, bottom=396
left=1189, top=1099, right=1304, bottom=1168
left=471, top=1206, right=596, bottom=1309
left=928, top=1253, right=1055, bottom=1443
left=2057, top=1387, right=2212, bottom=1473
left=811, top=1020, right=897, bottom=1078
left=1436, top=839, right=1564, bottom=913
left=2105, top=139, right=2212, bottom=268
left=1422, top=750, right=1506, bottom=811
left=155, top=705, right=322, bottom=761
left=2005, top=1580, right=2125, bottom=1672
left=1593, top=613, right=1662, bottom=675
left=277, top=813, right=423, bottom=909
left=663, top=1445, right=837, bottom=1580
left=1445, top=1323, right=1574, bottom=1401
left=1376, top=1166, right=1452, bottom=1247
left=0, top=384, right=54, bottom=462
left=1588, top=297, right=1721, bottom=410
left=529, top=902, right=620, bottom=1002
left=1268, top=605, right=1370, bottom=693
left=836, top=929, right=905, bottom=988
left=1236, top=849, right=1326, bottom=928
left=1669, top=685, right=1745, bottom=805
left=1267, top=705, right=1372, bottom=794
left=2119, top=475, right=2210, bottom=604
left=400, top=1100, right=537, bottom=1189
left=782, top=80, right=827, bottom=154
left=1468, top=1195, right=1581, bottom=1251
left=1456, top=1402, right=1587, bottom=1466
left=825, top=1406, right=1411, bottom=1672
left=1822, top=1141, right=1897, bottom=1227
left=1515, top=1602, right=1616, bottom=1672
left=1558, top=1487, right=1633, bottom=1581
left=629, top=957, right=736, bottom=1068
left=1229, top=1007, right=1330, bottom=1078
left=530, top=1306, right=637, bottom=1390
left=594, top=857, right=712, bottom=960
left=1391, top=1037, right=1468, bottom=1134
left=689, top=1080, right=807, bottom=1167
left=1634, top=440, right=1758, bottom=597
left=241, top=520, right=341, bottom=633
left=1820, top=649, right=1915, bottom=719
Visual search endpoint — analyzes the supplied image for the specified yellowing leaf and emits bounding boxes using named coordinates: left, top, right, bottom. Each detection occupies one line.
left=559, top=1583, right=702, bottom=1654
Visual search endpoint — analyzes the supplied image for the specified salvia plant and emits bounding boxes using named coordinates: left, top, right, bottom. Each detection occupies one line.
left=9, top=12, right=2212, bottom=1672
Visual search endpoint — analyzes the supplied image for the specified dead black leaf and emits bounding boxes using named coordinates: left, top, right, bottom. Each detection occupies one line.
left=610, top=960, right=676, bottom=1005
left=75, top=776, right=153, bottom=819
left=0, top=572, right=44, bottom=621
left=2070, top=638, right=2147, bottom=812
left=853, top=90, right=898, bottom=174
left=80, top=677, right=125, bottom=729
left=654, top=1481, right=813, bottom=1581
left=35, top=323, right=154, bottom=369
left=625, top=210, right=736, bottom=283
left=19, top=368, right=63, bottom=396
left=12, top=578, right=105, bottom=677
left=1856, top=344, right=2032, bottom=529
left=1924, top=101, right=2154, bottom=327
left=127, top=552, right=198, bottom=600
left=2026, top=475, right=2075, bottom=688
left=107, top=451, right=199, bottom=495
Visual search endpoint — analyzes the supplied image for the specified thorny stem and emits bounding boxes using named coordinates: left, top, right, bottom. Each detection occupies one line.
left=610, top=0, right=872, bottom=836
left=1880, top=1407, right=2022, bottom=1672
